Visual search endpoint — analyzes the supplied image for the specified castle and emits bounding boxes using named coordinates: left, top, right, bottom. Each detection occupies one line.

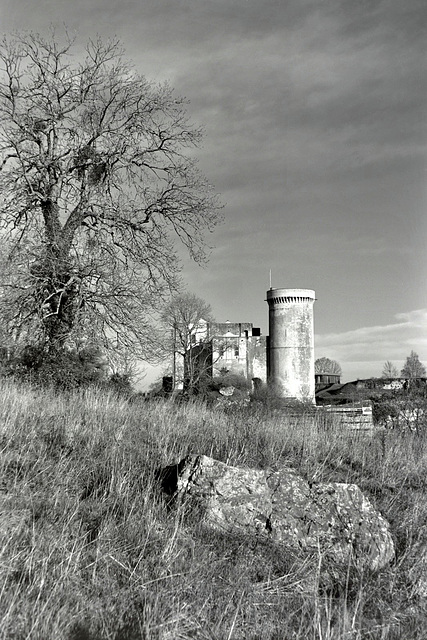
left=177, top=287, right=316, bottom=403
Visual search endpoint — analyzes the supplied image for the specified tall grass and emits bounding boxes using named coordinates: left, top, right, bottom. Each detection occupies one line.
left=1, top=378, right=426, bottom=639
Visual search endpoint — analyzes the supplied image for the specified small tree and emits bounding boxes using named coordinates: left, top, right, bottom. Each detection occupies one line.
left=162, top=292, right=214, bottom=393
left=381, top=361, right=399, bottom=378
left=314, top=357, right=342, bottom=376
left=401, top=351, right=426, bottom=378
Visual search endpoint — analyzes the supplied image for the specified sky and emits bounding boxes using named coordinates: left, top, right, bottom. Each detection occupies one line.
left=1, top=0, right=426, bottom=385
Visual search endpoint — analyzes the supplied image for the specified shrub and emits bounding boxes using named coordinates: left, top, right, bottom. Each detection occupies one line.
left=104, top=372, right=134, bottom=397
left=211, top=372, right=252, bottom=392
left=371, top=396, right=400, bottom=426
left=4, top=344, right=108, bottom=390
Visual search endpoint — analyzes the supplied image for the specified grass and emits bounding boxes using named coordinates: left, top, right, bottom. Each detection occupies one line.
left=1, top=378, right=427, bottom=639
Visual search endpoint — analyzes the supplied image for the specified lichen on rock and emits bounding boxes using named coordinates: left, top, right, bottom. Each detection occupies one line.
left=161, top=454, right=395, bottom=573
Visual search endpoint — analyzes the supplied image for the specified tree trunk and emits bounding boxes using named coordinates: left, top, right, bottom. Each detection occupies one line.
left=34, top=200, right=81, bottom=350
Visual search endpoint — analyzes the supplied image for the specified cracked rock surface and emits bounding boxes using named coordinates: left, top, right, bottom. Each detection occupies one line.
left=161, top=454, right=395, bottom=572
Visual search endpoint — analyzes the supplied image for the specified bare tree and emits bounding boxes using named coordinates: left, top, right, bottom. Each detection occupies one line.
left=401, top=351, right=426, bottom=378
left=381, top=361, right=399, bottom=378
left=0, top=31, right=221, bottom=358
left=162, top=292, right=214, bottom=392
left=314, top=357, right=342, bottom=376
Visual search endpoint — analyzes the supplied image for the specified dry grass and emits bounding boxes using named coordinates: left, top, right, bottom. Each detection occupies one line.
left=1, top=379, right=427, bottom=639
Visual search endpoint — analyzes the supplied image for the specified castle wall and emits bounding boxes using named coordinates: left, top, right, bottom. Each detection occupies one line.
left=208, top=323, right=266, bottom=383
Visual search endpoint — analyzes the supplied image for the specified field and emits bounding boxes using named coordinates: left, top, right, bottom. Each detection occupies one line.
left=1, top=379, right=427, bottom=639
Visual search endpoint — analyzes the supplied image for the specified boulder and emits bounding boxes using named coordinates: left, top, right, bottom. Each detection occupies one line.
left=214, top=388, right=251, bottom=409
left=161, top=454, right=394, bottom=572
left=218, top=385, right=235, bottom=397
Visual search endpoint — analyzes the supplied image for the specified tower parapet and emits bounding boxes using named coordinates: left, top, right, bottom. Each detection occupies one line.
left=266, top=288, right=315, bottom=402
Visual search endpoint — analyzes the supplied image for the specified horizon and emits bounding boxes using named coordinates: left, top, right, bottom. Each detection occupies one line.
left=139, top=300, right=427, bottom=390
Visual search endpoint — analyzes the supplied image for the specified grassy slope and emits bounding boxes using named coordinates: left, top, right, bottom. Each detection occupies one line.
left=1, top=379, right=427, bottom=639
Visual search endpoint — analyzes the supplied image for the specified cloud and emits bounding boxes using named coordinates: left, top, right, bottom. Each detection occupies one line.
left=1, top=0, right=426, bottom=375
left=315, top=309, right=427, bottom=379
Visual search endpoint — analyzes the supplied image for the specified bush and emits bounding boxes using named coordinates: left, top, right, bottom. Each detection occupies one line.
left=211, top=372, right=252, bottom=392
left=4, top=344, right=109, bottom=390
left=371, top=396, right=400, bottom=425
left=104, top=372, right=134, bottom=397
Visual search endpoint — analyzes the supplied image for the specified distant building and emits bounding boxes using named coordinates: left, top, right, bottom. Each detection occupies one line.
left=315, top=377, right=427, bottom=405
left=315, top=373, right=341, bottom=385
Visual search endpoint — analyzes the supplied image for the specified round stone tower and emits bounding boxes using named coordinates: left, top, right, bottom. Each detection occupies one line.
left=266, top=288, right=315, bottom=402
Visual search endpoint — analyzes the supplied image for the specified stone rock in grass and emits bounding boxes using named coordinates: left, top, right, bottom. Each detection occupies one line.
left=267, top=469, right=394, bottom=571
left=161, top=454, right=394, bottom=572
left=218, top=385, right=235, bottom=397
left=162, top=454, right=272, bottom=533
